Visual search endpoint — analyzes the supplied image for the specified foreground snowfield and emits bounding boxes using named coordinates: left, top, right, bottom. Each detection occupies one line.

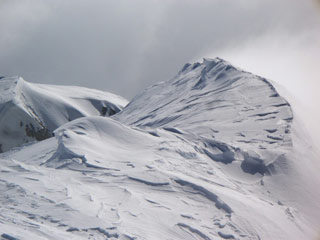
left=0, top=58, right=319, bottom=240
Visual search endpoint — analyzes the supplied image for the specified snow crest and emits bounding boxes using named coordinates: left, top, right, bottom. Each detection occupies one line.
left=0, top=77, right=128, bottom=152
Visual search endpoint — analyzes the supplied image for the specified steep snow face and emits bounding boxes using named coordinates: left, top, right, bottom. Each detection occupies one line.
left=114, top=58, right=292, bottom=165
left=0, top=77, right=128, bottom=152
left=0, top=59, right=319, bottom=240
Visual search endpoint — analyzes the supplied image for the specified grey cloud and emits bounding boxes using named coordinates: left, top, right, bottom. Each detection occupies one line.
left=0, top=0, right=319, bottom=99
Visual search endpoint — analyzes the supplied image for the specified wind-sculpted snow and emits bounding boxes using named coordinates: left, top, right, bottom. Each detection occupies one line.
left=0, top=59, right=319, bottom=240
left=114, top=58, right=292, bottom=163
left=0, top=77, right=128, bottom=152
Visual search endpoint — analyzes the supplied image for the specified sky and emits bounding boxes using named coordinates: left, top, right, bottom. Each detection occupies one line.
left=0, top=0, right=320, bottom=143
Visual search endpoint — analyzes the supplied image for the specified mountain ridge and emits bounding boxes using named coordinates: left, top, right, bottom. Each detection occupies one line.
left=114, top=58, right=293, bottom=176
left=0, top=76, right=128, bottom=152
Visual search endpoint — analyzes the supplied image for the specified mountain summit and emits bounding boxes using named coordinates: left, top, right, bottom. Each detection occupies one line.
left=0, top=58, right=319, bottom=240
left=115, top=58, right=293, bottom=175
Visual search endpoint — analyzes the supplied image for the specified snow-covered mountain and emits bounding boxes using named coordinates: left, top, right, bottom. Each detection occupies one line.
left=0, top=76, right=128, bottom=152
left=114, top=58, right=293, bottom=175
left=0, top=59, right=319, bottom=240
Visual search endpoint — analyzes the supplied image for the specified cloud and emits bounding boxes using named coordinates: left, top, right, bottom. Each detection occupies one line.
left=213, top=29, right=320, bottom=103
left=0, top=0, right=318, bottom=97
left=0, top=0, right=50, bottom=56
left=0, top=0, right=170, bottom=97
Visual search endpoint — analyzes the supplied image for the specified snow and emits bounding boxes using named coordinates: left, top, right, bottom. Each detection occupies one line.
left=0, top=76, right=128, bottom=152
left=0, top=58, right=319, bottom=240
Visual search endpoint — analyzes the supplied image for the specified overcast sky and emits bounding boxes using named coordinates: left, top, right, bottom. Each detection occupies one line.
left=1, top=0, right=320, bottom=142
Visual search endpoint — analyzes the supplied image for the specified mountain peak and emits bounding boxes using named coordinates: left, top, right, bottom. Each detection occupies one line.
left=180, top=57, right=233, bottom=73
left=0, top=77, right=128, bottom=152
left=114, top=58, right=293, bottom=175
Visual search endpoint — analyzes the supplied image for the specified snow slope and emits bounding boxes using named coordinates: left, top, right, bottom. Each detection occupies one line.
left=0, top=59, right=319, bottom=240
left=114, top=58, right=292, bottom=159
left=0, top=76, right=128, bottom=152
